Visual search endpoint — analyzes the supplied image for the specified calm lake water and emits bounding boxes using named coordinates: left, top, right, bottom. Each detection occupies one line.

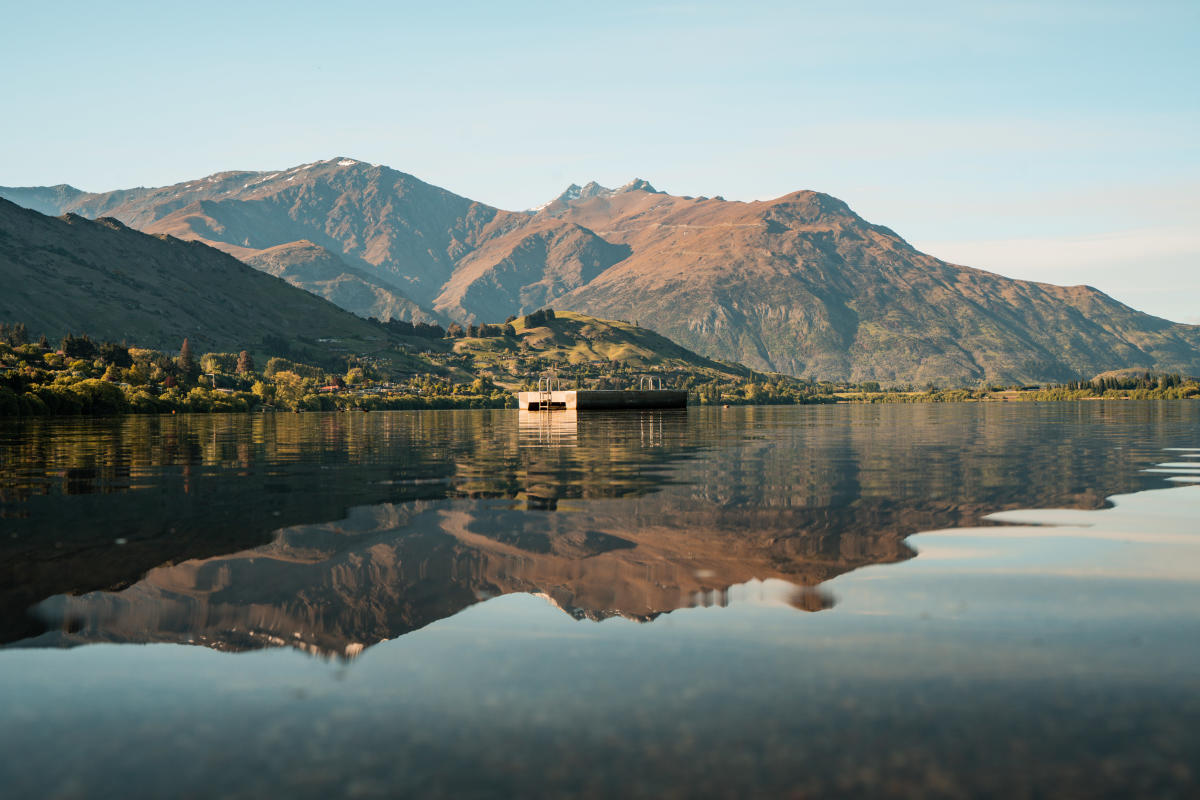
left=1, top=403, right=1198, bottom=798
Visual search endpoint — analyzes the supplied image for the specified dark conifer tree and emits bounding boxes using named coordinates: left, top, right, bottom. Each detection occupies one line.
left=413, top=322, right=445, bottom=338
left=0, top=322, right=29, bottom=346
left=236, top=350, right=254, bottom=374
left=177, top=338, right=196, bottom=379
left=99, top=341, right=133, bottom=367
left=61, top=333, right=97, bottom=359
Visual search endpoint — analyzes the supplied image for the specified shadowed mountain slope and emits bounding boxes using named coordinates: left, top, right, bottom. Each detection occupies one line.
left=0, top=199, right=389, bottom=355
left=0, top=184, right=88, bottom=216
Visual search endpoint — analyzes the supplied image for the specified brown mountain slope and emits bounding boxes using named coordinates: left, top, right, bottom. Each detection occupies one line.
left=432, top=219, right=630, bottom=322
left=547, top=189, right=1200, bottom=383
left=129, top=161, right=485, bottom=303
left=0, top=199, right=390, bottom=355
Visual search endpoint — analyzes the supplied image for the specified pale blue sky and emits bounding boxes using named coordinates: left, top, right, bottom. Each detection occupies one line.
left=3, top=0, right=1197, bottom=321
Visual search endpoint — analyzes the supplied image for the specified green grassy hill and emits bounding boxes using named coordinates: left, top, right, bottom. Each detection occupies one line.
left=447, top=310, right=756, bottom=388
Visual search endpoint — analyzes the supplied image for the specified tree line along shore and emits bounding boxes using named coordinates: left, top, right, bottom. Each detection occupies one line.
left=0, top=321, right=1196, bottom=418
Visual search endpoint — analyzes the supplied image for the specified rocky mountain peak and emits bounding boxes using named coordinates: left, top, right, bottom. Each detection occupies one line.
left=577, top=181, right=609, bottom=197
left=616, top=178, right=658, bottom=194
left=531, top=178, right=660, bottom=215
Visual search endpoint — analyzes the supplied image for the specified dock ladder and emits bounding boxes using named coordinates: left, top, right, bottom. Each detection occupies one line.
left=536, top=372, right=559, bottom=410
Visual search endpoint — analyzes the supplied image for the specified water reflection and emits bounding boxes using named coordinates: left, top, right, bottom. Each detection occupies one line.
left=2, top=403, right=1197, bottom=656
left=23, top=496, right=850, bottom=658
left=517, top=408, right=579, bottom=447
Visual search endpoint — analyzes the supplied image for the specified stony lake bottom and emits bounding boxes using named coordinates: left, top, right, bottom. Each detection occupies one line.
left=1, top=402, right=1198, bottom=799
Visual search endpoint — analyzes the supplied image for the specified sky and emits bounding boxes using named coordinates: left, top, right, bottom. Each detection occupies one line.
left=2, top=0, right=1197, bottom=322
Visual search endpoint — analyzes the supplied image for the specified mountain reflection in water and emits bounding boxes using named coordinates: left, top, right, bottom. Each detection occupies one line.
left=26, top=497, right=846, bottom=658
left=2, top=403, right=1196, bottom=657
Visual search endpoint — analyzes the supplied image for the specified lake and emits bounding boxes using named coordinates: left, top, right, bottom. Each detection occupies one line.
left=1, top=403, right=1198, bottom=798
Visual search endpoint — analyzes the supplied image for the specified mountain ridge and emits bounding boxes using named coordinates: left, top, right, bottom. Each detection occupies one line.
left=543, top=187, right=1200, bottom=382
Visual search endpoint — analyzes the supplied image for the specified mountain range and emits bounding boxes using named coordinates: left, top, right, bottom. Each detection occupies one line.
left=5, top=159, right=1198, bottom=384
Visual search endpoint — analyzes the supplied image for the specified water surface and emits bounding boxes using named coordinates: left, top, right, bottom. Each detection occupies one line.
left=1, top=403, right=1198, bottom=798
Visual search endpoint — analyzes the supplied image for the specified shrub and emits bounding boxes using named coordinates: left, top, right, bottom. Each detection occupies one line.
left=70, top=379, right=130, bottom=415
left=0, top=386, right=19, bottom=416
left=265, top=357, right=324, bottom=380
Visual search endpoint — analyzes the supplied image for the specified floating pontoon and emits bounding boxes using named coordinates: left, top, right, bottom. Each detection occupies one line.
left=517, top=375, right=687, bottom=411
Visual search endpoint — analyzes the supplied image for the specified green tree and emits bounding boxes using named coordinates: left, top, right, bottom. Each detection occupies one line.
left=251, top=379, right=275, bottom=406
left=272, top=370, right=311, bottom=409
left=200, top=352, right=238, bottom=373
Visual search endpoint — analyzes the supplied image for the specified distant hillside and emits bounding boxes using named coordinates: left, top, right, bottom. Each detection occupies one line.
left=0, top=199, right=391, bottom=360
left=450, top=310, right=753, bottom=387
left=508, top=310, right=736, bottom=371
left=6, top=161, right=1199, bottom=384
left=0, top=184, right=87, bottom=216
left=242, top=240, right=439, bottom=324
